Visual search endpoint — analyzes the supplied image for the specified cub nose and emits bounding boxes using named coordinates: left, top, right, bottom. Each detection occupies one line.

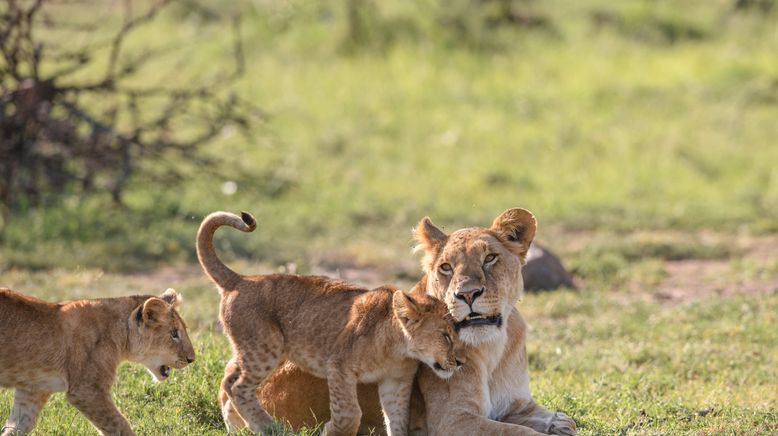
left=186, top=356, right=195, bottom=364
left=455, top=287, right=484, bottom=306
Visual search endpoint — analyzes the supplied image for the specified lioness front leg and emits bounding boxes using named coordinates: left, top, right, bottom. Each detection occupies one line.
left=65, top=388, right=133, bottom=436
left=501, top=399, right=577, bottom=436
left=1, top=389, right=51, bottom=436
left=324, top=368, right=361, bottom=436
left=377, top=376, right=413, bottom=436
left=419, top=366, right=544, bottom=436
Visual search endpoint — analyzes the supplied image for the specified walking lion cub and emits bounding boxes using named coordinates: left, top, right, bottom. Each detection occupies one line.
left=0, top=287, right=195, bottom=436
left=197, top=211, right=462, bottom=436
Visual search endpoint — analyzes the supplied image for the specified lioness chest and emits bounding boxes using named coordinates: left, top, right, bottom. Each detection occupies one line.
left=469, top=330, right=528, bottom=421
left=483, top=315, right=532, bottom=420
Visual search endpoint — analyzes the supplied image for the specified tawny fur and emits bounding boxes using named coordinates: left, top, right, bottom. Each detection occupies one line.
left=224, top=208, right=578, bottom=436
left=0, top=288, right=195, bottom=436
left=196, top=212, right=461, bottom=436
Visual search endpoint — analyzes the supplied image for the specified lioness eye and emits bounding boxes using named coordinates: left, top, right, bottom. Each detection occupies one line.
left=439, top=263, right=452, bottom=274
left=484, top=254, right=497, bottom=265
left=443, top=334, right=452, bottom=345
left=172, top=330, right=179, bottom=339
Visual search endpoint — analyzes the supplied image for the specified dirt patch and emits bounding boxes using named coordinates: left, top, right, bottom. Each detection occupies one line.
left=645, top=234, right=778, bottom=305
left=121, top=264, right=210, bottom=293
left=7, top=232, right=769, bottom=308
left=124, top=262, right=419, bottom=293
left=651, top=259, right=773, bottom=303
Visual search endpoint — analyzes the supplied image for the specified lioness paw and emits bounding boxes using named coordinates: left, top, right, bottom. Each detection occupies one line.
left=547, top=411, right=577, bottom=436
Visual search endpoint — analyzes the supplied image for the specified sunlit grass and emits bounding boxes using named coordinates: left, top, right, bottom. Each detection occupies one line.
left=1, top=270, right=776, bottom=434
left=1, top=0, right=777, bottom=434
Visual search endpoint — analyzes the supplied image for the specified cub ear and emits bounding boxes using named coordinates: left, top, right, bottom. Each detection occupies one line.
left=393, top=290, right=423, bottom=327
left=159, top=288, right=181, bottom=309
left=414, top=217, right=448, bottom=272
left=141, top=297, right=170, bottom=326
left=490, top=208, right=537, bottom=262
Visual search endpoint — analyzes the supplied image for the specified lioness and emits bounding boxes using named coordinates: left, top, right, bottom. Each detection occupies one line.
left=196, top=211, right=462, bottom=436
left=0, top=287, right=195, bottom=436
left=223, top=208, right=577, bottom=435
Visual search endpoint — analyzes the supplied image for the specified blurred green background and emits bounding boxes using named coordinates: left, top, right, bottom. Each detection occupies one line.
left=1, top=0, right=777, bottom=434
left=2, top=0, right=778, bottom=273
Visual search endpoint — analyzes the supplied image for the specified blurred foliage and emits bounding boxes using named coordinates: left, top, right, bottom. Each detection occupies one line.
left=0, top=0, right=258, bottom=219
left=1, top=0, right=777, bottom=272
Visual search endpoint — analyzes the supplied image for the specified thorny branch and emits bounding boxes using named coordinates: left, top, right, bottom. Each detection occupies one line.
left=0, top=0, right=259, bottom=222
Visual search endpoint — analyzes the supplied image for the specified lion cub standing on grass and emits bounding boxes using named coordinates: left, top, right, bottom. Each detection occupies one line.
left=197, top=211, right=462, bottom=436
left=0, top=287, right=195, bottom=436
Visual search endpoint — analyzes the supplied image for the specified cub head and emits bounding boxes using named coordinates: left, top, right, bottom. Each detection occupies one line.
left=129, top=288, right=196, bottom=381
left=392, top=290, right=463, bottom=379
left=414, top=208, right=536, bottom=345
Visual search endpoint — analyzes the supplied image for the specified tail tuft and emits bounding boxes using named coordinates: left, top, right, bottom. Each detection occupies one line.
left=240, top=211, right=257, bottom=230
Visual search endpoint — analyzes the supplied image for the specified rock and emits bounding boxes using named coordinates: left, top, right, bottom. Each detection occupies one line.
left=522, top=242, right=576, bottom=291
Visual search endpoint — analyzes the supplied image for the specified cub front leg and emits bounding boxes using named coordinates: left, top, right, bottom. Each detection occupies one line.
left=324, top=367, right=361, bottom=436
left=377, top=375, right=414, bottom=436
left=218, top=384, right=247, bottom=433
left=2, top=389, right=51, bottom=436
left=65, top=388, right=134, bottom=436
left=221, top=360, right=275, bottom=433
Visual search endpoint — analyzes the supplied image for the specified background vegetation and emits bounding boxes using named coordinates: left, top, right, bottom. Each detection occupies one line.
left=1, top=0, right=776, bottom=434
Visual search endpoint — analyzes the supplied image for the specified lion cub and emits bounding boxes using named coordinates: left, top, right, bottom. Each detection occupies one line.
left=197, top=211, right=462, bottom=436
left=0, top=287, right=195, bottom=436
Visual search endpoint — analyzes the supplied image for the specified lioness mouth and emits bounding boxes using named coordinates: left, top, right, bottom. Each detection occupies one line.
left=160, top=365, right=171, bottom=378
left=455, top=313, right=502, bottom=331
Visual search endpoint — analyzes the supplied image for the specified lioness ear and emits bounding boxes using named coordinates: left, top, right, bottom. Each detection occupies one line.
left=490, top=208, right=537, bottom=262
left=393, top=290, right=423, bottom=327
left=159, top=288, right=181, bottom=309
left=414, top=217, right=448, bottom=272
left=141, top=297, right=170, bottom=326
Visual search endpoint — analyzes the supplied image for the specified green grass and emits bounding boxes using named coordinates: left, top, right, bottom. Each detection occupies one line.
left=2, top=0, right=778, bottom=434
left=525, top=290, right=778, bottom=434
left=1, top=269, right=776, bottom=435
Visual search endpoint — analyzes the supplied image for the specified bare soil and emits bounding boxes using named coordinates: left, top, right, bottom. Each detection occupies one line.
left=638, top=234, right=778, bottom=305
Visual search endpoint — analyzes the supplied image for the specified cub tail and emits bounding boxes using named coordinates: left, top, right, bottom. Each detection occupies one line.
left=196, top=211, right=256, bottom=291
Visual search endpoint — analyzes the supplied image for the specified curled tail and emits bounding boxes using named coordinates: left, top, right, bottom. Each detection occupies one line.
left=196, top=211, right=257, bottom=291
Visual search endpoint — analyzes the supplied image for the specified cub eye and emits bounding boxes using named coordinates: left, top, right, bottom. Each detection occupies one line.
left=443, top=333, right=452, bottom=345
left=171, top=330, right=179, bottom=339
left=483, top=254, right=498, bottom=265
left=438, top=263, right=452, bottom=275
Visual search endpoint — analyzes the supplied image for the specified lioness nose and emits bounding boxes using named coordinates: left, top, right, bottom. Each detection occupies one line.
left=455, top=287, right=484, bottom=306
left=186, top=356, right=195, bottom=364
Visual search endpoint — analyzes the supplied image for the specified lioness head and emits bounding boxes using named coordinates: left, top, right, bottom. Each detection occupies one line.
left=414, top=208, right=536, bottom=345
left=392, top=290, right=462, bottom=379
left=129, top=288, right=196, bottom=381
